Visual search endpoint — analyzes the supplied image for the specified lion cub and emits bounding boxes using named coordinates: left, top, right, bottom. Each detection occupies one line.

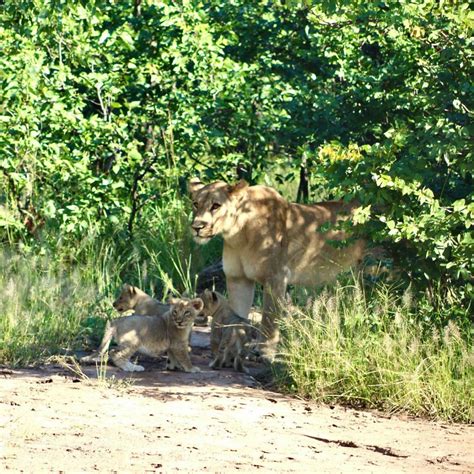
left=81, top=297, right=203, bottom=372
left=113, top=283, right=169, bottom=316
left=199, top=289, right=252, bottom=373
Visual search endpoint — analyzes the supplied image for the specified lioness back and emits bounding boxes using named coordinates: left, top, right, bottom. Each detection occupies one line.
left=81, top=297, right=204, bottom=373
left=113, top=283, right=169, bottom=316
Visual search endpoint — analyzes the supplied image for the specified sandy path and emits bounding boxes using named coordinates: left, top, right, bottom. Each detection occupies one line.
left=1, top=328, right=473, bottom=473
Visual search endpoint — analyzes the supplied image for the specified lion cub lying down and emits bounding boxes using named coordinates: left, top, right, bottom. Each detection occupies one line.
left=199, top=290, right=252, bottom=373
left=113, top=283, right=170, bottom=316
left=81, top=297, right=204, bottom=372
left=113, top=283, right=208, bottom=326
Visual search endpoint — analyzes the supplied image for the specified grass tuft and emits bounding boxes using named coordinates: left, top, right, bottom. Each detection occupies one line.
left=276, top=283, right=473, bottom=423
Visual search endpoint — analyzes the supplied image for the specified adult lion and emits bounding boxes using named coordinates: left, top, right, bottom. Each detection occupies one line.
left=189, top=178, right=365, bottom=359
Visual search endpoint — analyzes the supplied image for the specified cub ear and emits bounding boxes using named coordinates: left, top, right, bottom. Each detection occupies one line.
left=211, top=291, right=218, bottom=303
left=188, top=177, right=205, bottom=196
left=227, top=180, right=248, bottom=195
left=190, top=298, right=204, bottom=313
left=123, top=283, right=135, bottom=294
left=167, top=297, right=180, bottom=305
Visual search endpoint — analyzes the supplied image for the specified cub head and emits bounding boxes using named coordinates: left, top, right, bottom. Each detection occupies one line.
left=188, top=178, right=248, bottom=244
left=169, top=297, right=204, bottom=329
left=198, top=289, right=224, bottom=316
left=113, top=283, right=144, bottom=313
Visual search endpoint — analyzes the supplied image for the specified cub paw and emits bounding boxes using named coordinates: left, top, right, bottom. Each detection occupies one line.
left=187, top=366, right=201, bottom=373
left=80, top=353, right=101, bottom=364
left=122, top=362, right=145, bottom=372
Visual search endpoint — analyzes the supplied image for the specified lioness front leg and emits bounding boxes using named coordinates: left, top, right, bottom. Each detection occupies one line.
left=227, top=276, right=255, bottom=320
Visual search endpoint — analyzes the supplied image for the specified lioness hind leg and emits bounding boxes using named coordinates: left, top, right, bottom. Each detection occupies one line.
left=258, top=277, right=288, bottom=362
left=109, top=345, right=144, bottom=372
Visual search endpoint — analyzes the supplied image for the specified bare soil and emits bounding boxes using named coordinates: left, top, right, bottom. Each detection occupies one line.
left=1, top=327, right=473, bottom=473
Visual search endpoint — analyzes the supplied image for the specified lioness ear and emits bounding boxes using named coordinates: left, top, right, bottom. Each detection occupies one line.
left=123, top=283, right=133, bottom=293
left=211, top=291, right=218, bottom=303
left=189, top=177, right=205, bottom=196
left=227, top=180, right=248, bottom=195
left=191, top=298, right=204, bottom=313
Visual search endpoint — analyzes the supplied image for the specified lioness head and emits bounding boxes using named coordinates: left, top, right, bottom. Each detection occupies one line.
left=169, top=297, right=204, bottom=329
left=188, top=178, right=248, bottom=244
left=113, top=283, right=145, bottom=313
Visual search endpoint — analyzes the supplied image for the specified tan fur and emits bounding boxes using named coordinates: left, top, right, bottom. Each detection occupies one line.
left=189, top=178, right=365, bottom=359
left=81, top=298, right=204, bottom=372
left=199, top=290, right=251, bottom=373
left=113, top=283, right=169, bottom=316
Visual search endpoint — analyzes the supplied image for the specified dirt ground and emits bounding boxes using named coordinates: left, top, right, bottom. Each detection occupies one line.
left=1, top=327, right=473, bottom=473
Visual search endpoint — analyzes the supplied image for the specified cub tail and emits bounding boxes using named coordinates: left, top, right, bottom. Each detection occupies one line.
left=97, top=320, right=115, bottom=355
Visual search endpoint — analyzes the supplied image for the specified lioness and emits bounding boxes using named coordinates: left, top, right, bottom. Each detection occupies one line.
left=81, top=297, right=204, bottom=372
left=189, top=178, right=365, bottom=359
left=113, top=283, right=170, bottom=316
left=199, top=289, right=252, bottom=373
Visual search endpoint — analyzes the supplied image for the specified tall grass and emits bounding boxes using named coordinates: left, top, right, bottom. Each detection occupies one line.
left=277, top=283, right=473, bottom=423
left=0, top=250, right=109, bottom=365
left=0, top=195, right=218, bottom=366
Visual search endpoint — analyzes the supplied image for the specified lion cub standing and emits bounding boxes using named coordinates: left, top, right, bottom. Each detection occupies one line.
left=199, top=290, right=251, bottom=373
left=113, top=283, right=170, bottom=316
left=81, top=297, right=203, bottom=372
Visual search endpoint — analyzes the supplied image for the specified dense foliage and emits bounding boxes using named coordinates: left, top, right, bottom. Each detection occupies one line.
left=0, top=1, right=472, bottom=307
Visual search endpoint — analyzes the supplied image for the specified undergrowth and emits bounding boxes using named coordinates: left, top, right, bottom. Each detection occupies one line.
left=0, top=197, right=471, bottom=423
left=276, top=283, right=473, bottom=423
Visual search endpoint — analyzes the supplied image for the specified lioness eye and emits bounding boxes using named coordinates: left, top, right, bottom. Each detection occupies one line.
left=210, top=203, right=221, bottom=212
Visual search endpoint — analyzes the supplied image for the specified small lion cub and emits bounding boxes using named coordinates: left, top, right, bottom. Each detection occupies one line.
left=81, top=297, right=203, bottom=372
left=199, top=289, right=252, bottom=373
left=113, top=283, right=169, bottom=316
